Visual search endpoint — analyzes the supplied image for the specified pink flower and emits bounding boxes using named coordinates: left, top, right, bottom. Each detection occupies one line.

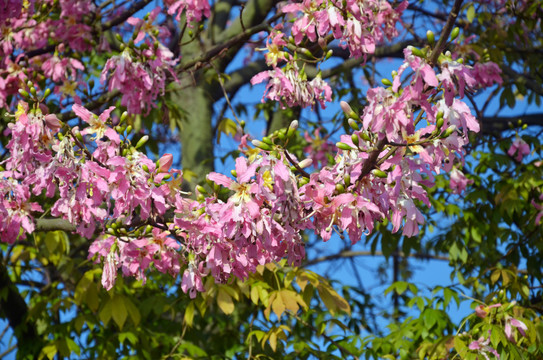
left=450, top=168, right=473, bottom=194
left=504, top=316, right=527, bottom=343
left=468, top=333, right=500, bottom=360
left=507, top=137, right=530, bottom=162
left=475, top=303, right=501, bottom=319
left=72, top=104, right=116, bottom=140
left=165, top=0, right=211, bottom=27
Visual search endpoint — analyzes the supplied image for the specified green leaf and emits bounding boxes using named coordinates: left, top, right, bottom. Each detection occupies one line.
left=111, top=294, right=128, bottom=329
left=467, top=5, right=476, bottom=23
left=184, top=302, right=195, bottom=327
left=217, top=288, right=235, bottom=315
left=216, top=118, right=238, bottom=144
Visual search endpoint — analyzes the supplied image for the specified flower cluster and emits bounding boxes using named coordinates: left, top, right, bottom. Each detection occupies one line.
left=251, top=64, right=332, bottom=109
left=282, top=0, right=408, bottom=59
left=100, top=44, right=177, bottom=114
left=165, top=0, right=211, bottom=27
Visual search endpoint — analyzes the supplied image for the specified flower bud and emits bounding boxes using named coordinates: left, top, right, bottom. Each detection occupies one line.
left=450, top=27, right=460, bottom=41
left=335, top=183, right=345, bottom=193
left=409, top=46, right=424, bottom=57
left=287, top=120, right=298, bottom=137
left=135, top=135, right=149, bottom=149
left=344, top=174, right=351, bottom=186
left=360, top=132, right=371, bottom=142
left=436, top=112, right=444, bottom=129
left=298, top=158, right=313, bottom=169
left=158, top=153, right=173, bottom=172
left=44, top=114, right=62, bottom=132
left=252, top=140, right=271, bottom=151
left=381, top=78, right=392, bottom=86
left=348, top=118, right=359, bottom=131
left=351, top=134, right=359, bottom=146
left=18, top=89, right=29, bottom=98
left=440, top=125, right=456, bottom=138
left=336, top=142, right=354, bottom=151
left=372, top=169, right=388, bottom=178
left=426, top=30, right=435, bottom=45
left=196, top=185, right=207, bottom=194
left=299, top=177, right=309, bottom=186
left=262, top=136, right=273, bottom=145
left=126, top=125, right=133, bottom=134
left=231, top=169, right=237, bottom=177
left=43, top=88, right=52, bottom=99
left=120, top=111, right=128, bottom=123
left=340, top=101, right=358, bottom=119
left=142, top=164, right=149, bottom=172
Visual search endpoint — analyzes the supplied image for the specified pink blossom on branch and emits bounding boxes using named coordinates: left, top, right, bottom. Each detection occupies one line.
left=165, top=0, right=211, bottom=27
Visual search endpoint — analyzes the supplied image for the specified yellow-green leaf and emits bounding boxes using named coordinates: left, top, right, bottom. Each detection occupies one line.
left=217, top=118, right=238, bottom=144
left=466, top=5, right=476, bottom=23
left=217, top=288, right=235, bottom=314
left=271, top=293, right=286, bottom=319
left=184, top=302, right=195, bottom=327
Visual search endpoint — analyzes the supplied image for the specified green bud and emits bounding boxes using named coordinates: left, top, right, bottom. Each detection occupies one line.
left=381, top=78, right=392, bottom=86
left=335, top=183, right=345, bottom=193
left=287, top=120, right=298, bottom=137
left=344, top=174, right=351, bottom=186
left=426, top=30, right=435, bottom=45
left=43, top=88, right=52, bottom=99
left=436, top=114, right=444, bottom=130
left=122, top=148, right=128, bottom=156
left=410, top=46, right=424, bottom=57
left=522, top=124, right=528, bottom=130
left=18, top=89, right=29, bottom=97
left=196, top=185, right=207, bottom=194
left=197, top=193, right=206, bottom=202
left=107, top=227, right=116, bottom=235
left=57, top=132, right=64, bottom=141
left=240, top=120, right=246, bottom=128
left=135, top=135, right=149, bottom=149
left=142, top=164, right=149, bottom=172
left=360, top=132, right=371, bottom=142
left=325, top=49, right=333, bottom=60
left=262, top=136, right=273, bottom=145
left=372, top=169, right=388, bottom=178
left=299, top=177, right=309, bottom=186
left=231, top=169, right=237, bottom=178
left=252, top=140, right=271, bottom=151
left=162, top=174, right=171, bottom=180
left=450, top=27, right=460, bottom=41
left=348, top=118, right=359, bottom=131
left=75, top=131, right=84, bottom=142
left=30, top=87, right=37, bottom=97
left=441, top=126, right=456, bottom=138
left=351, top=134, right=359, bottom=146
left=336, top=142, right=353, bottom=151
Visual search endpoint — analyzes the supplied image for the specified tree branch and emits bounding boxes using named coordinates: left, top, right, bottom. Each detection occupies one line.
left=35, top=218, right=77, bottom=232
left=428, top=0, right=463, bottom=66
